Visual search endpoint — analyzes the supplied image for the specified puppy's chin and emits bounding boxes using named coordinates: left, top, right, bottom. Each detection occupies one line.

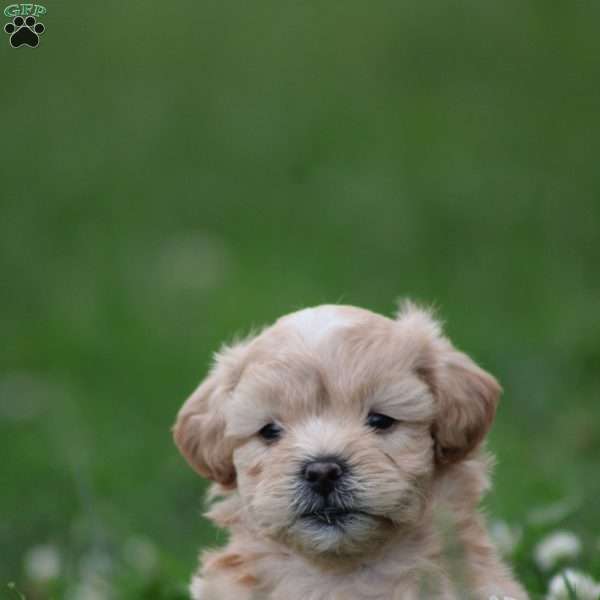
left=284, top=512, right=389, bottom=556
left=247, top=485, right=427, bottom=557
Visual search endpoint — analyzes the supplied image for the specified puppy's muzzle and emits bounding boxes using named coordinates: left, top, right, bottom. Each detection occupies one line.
left=302, top=456, right=345, bottom=497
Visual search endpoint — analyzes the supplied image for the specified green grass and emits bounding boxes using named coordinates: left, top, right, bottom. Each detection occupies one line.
left=1, top=1, right=599, bottom=598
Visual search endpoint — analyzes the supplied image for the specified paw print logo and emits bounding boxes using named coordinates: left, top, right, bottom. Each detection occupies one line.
left=4, top=15, right=45, bottom=47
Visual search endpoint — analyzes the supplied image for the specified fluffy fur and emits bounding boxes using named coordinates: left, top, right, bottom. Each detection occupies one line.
left=173, top=302, right=528, bottom=599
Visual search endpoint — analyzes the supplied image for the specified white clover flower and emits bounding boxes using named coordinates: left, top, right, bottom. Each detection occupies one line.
left=69, top=549, right=113, bottom=600
left=490, top=520, right=522, bottom=556
left=534, top=530, right=581, bottom=571
left=546, top=569, right=600, bottom=600
left=123, top=535, right=159, bottom=574
left=23, top=544, right=61, bottom=581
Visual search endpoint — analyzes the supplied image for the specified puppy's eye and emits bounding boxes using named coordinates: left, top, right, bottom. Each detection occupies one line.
left=366, top=413, right=397, bottom=431
left=258, top=422, right=283, bottom=442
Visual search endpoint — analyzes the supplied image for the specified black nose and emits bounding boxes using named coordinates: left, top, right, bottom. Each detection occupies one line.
left=303, top=459, right=344, bottom=496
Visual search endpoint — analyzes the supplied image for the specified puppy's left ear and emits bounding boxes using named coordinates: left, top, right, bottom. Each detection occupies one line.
left=429, top=338, right=501, bottom=464
left=396, top=302, right=501, bottom=465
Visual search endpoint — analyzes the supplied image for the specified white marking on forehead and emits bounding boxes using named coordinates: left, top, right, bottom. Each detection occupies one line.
left=282, top=306, right=356, bottom=346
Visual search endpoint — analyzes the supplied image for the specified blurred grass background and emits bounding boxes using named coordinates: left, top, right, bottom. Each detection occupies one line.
left=1, top=1, right=599, bottom=598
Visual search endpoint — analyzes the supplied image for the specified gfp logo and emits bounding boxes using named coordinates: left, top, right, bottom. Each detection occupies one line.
left=3, top=4, right=46, bottom=47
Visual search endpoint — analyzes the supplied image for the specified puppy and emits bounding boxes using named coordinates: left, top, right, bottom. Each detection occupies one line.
left=173, top=303, right=528, bottom=599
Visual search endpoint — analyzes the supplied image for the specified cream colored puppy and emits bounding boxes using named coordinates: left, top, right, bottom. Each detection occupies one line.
left=174, top=303, right=528, bottom=600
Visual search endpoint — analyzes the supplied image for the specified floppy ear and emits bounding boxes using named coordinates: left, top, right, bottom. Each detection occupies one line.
left=173, top=340, right=250, bottom=487
left=429, top=338, right=501, bottom=464
left=396, top=302, right=501, bottom=465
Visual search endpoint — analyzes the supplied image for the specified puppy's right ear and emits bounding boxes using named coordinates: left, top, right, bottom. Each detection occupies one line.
left=173, top=341, right=250, bottom=487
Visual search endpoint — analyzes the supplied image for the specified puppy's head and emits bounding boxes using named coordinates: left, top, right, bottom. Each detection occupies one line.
left=173, top=303, right=500, bottom=556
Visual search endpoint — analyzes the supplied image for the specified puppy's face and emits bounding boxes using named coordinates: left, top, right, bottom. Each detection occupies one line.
left=174, top=304, right=500, bottom=557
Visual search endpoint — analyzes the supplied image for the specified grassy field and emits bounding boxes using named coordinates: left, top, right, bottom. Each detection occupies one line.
left=1, top=1, right=599, bottom=598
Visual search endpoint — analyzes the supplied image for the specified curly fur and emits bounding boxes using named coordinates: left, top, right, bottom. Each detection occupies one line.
left=173, top=302, right=528, bottom=600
